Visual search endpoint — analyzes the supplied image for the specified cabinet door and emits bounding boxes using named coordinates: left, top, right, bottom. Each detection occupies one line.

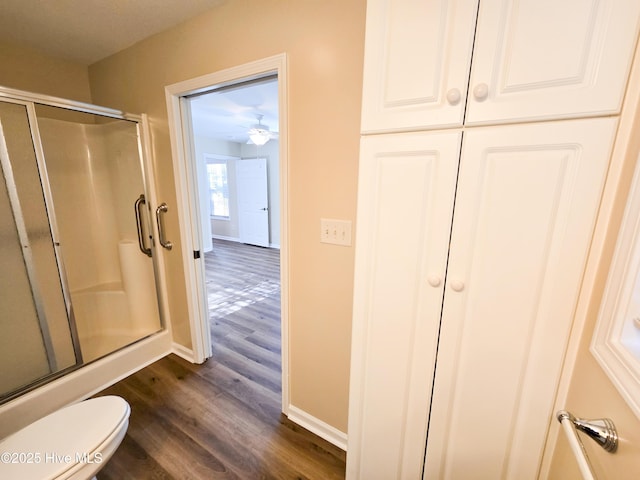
left=347, top=131, right=461, bottom=479
left=424, top=118, right=617, bottom=480
left=360, top=0, right=478, bottom=133
left=465, top=0, right=640, bottom=125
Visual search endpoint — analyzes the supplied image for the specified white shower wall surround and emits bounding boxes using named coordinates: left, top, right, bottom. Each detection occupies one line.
left=71, top=240, right=159, bottom=362
left=37, top=118, right=123, bottom=290
left=37, top=117, right=161, bottom=362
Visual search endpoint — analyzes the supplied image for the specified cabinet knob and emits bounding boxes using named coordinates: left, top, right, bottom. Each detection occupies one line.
left=450, top=280, right=465, bottom=292
left=427, top=275, right=442, bottom=288
left=473, top=83, right=489, bottom=101
left=446, top=88, right=461, bottom=105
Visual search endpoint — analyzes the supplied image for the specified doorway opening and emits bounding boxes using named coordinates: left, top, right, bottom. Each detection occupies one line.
left=165, top=55, right=289, bottom=413
left=189, top=76, right=282, bottom=402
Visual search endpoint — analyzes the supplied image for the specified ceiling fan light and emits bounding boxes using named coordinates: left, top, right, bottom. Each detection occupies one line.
left=249, top=128, right=270, bottom=146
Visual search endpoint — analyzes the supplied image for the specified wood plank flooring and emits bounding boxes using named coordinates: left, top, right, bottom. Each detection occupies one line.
left=97, top=239, right=346, bottom=479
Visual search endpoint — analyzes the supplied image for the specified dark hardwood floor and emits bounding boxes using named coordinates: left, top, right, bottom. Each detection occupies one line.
left=97, top=239, right=346, bottom=479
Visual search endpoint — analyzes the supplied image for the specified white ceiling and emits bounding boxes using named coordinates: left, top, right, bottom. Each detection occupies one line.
left=189, top=77, right=279, bottom=145
left=0, top=0, right=279, bottom=145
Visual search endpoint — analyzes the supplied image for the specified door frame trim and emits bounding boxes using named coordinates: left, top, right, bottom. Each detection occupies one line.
left=165, top=53, right=290, bottom=413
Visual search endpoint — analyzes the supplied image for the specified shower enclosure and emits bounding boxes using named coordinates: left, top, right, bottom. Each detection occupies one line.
left=0, top=90, right=165, bottom=403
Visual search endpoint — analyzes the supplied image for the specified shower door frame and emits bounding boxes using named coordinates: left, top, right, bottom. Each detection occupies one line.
left=0, top=85, right=172, bottom=412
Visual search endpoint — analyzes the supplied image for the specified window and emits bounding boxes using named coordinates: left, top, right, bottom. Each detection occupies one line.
left=206, top=160, right=229, bottom=218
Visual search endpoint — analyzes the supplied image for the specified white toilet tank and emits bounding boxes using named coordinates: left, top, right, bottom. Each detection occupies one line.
left=0, top=395, right=130, bottom=480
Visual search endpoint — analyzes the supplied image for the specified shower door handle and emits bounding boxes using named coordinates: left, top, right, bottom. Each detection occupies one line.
left=155, top=203, right=173, bottom=250
left=134, top=194, right=152, bottom=257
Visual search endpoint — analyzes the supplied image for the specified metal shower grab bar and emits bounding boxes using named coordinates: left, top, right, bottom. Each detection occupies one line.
left=155, top=203, right=173, bottom=250
left=134, top=194, right=152, bottom=257
left=556, top=410, right=618, bottom=480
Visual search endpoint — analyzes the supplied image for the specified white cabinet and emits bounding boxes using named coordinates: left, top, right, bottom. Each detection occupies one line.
left=424, top=118, right=616, bottom=479
left=349, top=0, right=640, bottom=478
left=348, top=131, right=461, bottom=479
left=361, top=0, right=640, bottom=132
left=466, top=0, right=640, bottom=125
left=360, top=0, right=478, bottom=133
left=347, top=117, right=617, bottom=480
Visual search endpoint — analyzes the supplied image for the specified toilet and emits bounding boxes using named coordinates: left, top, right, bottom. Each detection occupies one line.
left=0, top=395, right=130, bottom=480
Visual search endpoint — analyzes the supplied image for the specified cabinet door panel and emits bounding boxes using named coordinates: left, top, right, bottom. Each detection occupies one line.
left=360, top=0, right=478, bottom=133
left=424, top=118, right=616, bottom=480
left=347, top=131, right=461, bottom=479
left=466, top=0, right=640, bottom=125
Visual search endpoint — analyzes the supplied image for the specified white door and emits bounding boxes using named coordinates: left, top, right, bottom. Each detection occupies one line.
left=347, top=130, right=461, bottom=479
left=360, top=0, right=479, bottom=133
left=236, top=157, right=269, bottom=247
left=424, top=117, right=617, bottom=479
left=465, top=0, right=640, bottom=125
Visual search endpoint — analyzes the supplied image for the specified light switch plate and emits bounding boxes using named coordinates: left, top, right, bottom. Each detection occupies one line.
left=320, top=218, right=352, bottom=246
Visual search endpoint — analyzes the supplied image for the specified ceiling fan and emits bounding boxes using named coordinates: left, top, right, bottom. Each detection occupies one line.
left=247, top=114, right=279, bottom=146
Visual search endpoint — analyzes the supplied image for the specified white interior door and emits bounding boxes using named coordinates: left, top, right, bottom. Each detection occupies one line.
left=236, top=157, right=269, bottom=247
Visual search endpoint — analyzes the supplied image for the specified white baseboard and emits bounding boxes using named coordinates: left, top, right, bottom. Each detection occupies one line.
left=212, top=234, right=240, bottom=242
left=212, top=235, right=280, bottom=250
left=287, top=405, right=347, bottom=451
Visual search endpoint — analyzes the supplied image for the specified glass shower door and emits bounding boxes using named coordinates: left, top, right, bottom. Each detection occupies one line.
left=34, top=105, right=163, bottom=363
left=0, top=101, right=78, bottom=400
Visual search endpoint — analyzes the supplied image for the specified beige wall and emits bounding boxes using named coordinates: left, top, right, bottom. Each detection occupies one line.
left=88, top=0, right=365, bottom=432
left=0, top=40, right=92, bottom=102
